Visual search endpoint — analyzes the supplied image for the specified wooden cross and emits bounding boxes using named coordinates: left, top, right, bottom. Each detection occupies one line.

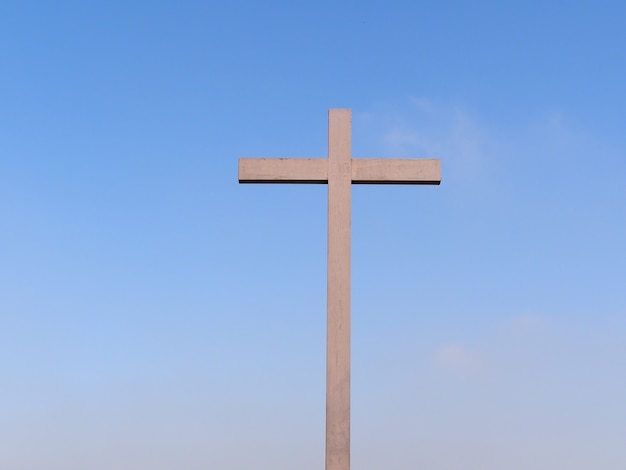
left=238, top=109, right=441, bottom=470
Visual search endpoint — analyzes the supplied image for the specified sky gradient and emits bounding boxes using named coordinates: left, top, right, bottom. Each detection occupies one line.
left=1, top=1, right=625, bottom=469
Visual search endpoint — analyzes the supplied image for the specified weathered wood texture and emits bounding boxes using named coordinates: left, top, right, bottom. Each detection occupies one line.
left=326, top=109, right=351, bottom=470
left=239, top=158, right=327, bottom=183
left=239, top=158, right=440, bottom=185
left=352, top=158, right=441, bottom=184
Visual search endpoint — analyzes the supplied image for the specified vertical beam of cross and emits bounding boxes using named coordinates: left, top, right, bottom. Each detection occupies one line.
left=238, top=109, right=441, bottom=470
left=326, top=109, right=351, bottom=470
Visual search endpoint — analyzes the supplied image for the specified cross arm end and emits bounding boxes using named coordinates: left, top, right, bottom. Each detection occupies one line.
left=351, top=158, right=441, bottom=185
left=238, top=158, right=328, bottom=184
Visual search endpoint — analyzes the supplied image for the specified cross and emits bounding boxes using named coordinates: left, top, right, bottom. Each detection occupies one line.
left=238, top=109, right=441, bottom=470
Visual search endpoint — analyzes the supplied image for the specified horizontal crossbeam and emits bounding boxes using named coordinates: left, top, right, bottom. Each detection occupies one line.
left=238, top=158, right=441, bottom=185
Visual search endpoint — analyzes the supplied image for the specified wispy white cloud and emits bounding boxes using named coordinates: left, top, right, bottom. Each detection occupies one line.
left=356, top=97, right=622, bottom=191
left=434, top=343, right=486, bottom=377
left=355, top=98, right=492, bottom=183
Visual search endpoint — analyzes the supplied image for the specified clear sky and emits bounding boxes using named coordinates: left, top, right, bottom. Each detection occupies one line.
left=1, top=1, right=625, bottom=469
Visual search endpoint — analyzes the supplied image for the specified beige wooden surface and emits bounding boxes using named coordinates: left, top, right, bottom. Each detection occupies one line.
left=352, top=158, right=440, bottom=184
left=326, top=109, right=351, bottom=470
left=239, top=158, right=440, bottom=185
left=239, top=158, right=328, bottom=183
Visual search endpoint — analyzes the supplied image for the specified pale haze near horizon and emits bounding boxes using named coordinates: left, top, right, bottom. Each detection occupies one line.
left=1, top=1, right=625, bottom=469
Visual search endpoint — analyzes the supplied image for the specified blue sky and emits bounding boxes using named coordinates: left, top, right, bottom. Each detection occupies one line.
left=1, top=1, right=625, bottom=469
